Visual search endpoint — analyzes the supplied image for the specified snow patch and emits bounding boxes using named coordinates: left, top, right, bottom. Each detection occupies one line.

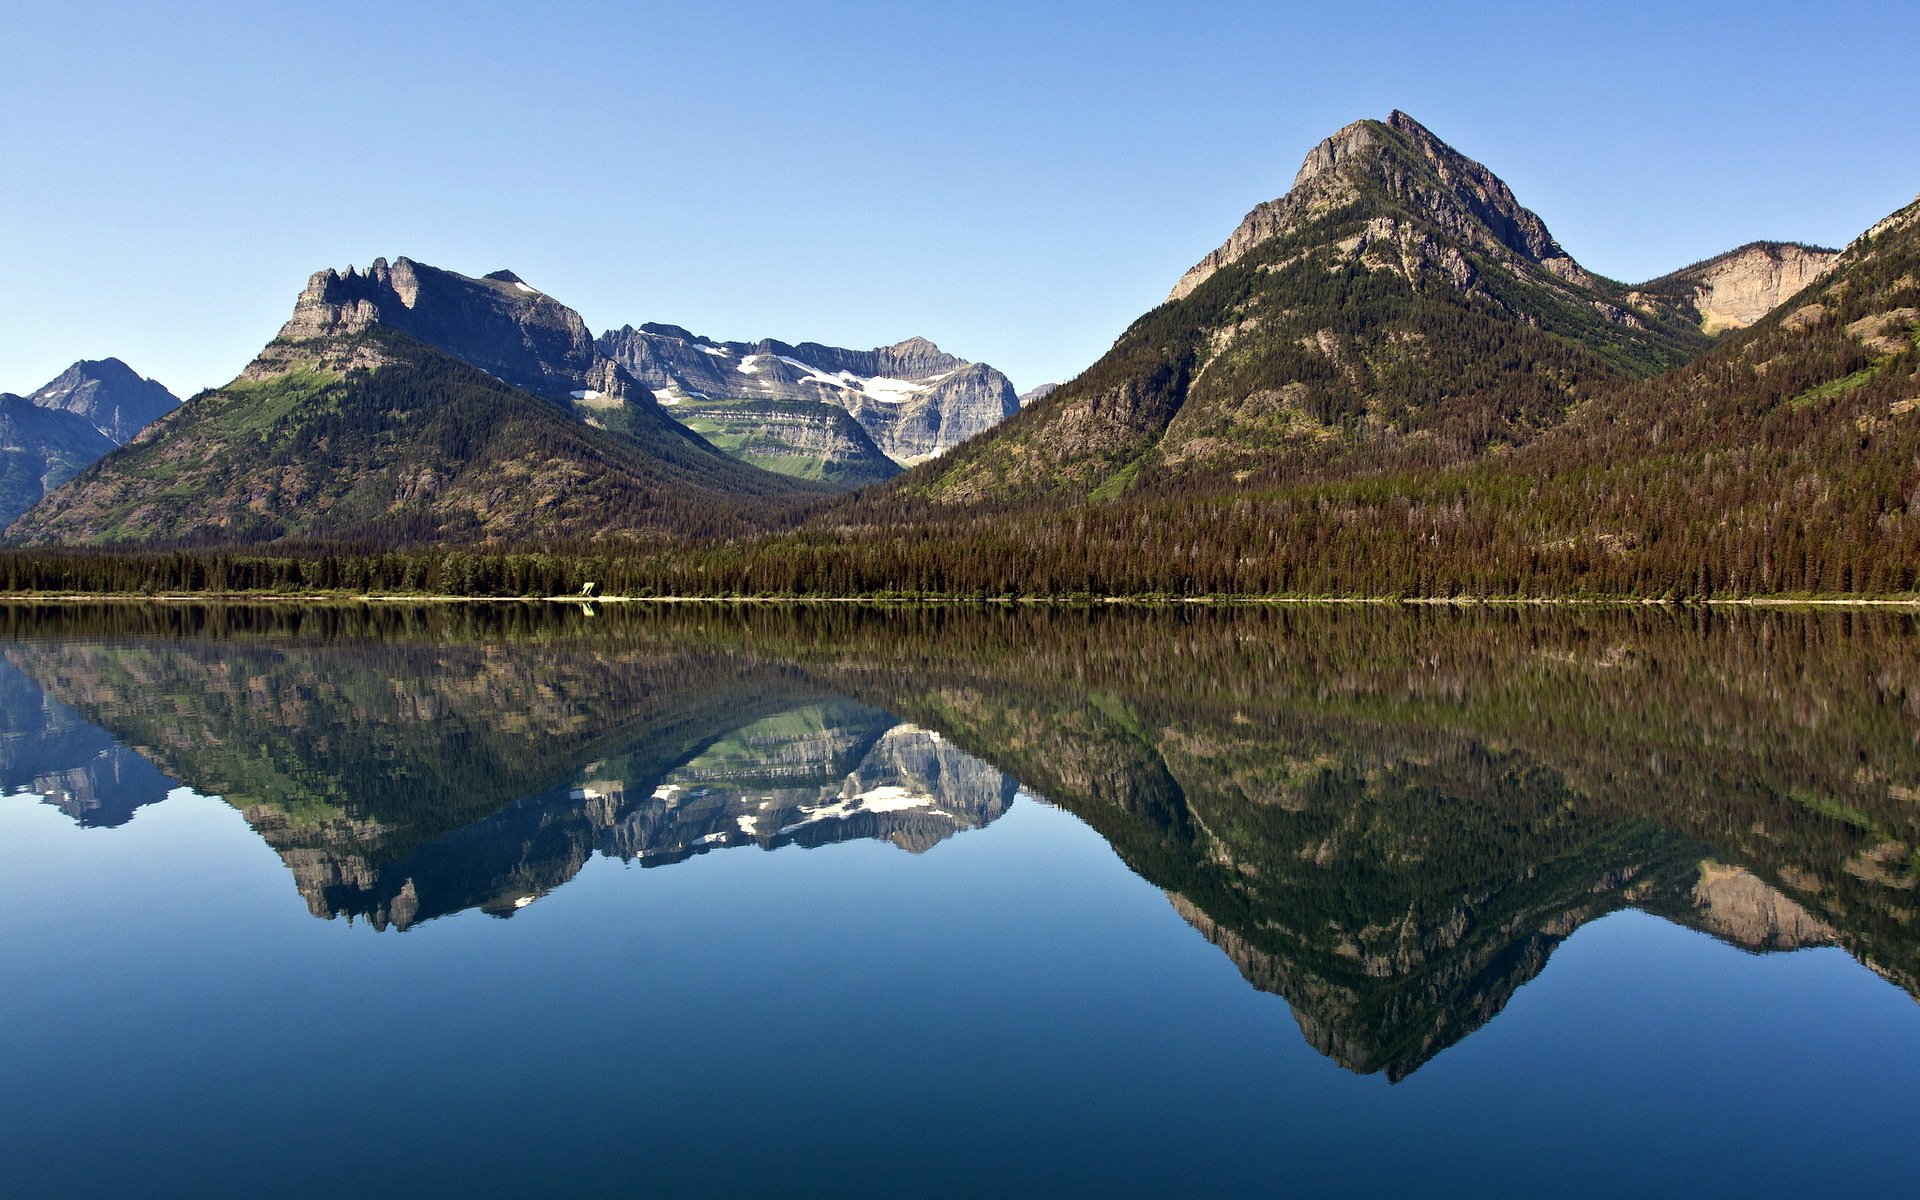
left=513, top=282, right=537, bottom=293
left=860, top=375, right=942, bottom=404
left=774, top=785, right=937, bottom=835
left=851, top=785, right=934, bottom=814
left=737, top=815, right=759, bottom=835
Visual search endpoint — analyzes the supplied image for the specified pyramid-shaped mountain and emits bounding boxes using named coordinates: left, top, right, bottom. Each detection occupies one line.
left=25, top=358, right=180, bottom=444
left=902, top=111, right=1716, bottom=505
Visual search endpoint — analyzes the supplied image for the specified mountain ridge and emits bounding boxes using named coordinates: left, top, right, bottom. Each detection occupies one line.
left=887, top=109, right=1717, bottom=508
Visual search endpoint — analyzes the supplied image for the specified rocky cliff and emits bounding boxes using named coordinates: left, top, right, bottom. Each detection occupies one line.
left=1169, top=110, right=1595, bottom=303
left=669, top=399, right=901, bottom=486
left=278, top=259, right=605, bottom=403
left=1638, top=242, right=1840, bottom=334
left=598, top=324, right=1020, bottom=468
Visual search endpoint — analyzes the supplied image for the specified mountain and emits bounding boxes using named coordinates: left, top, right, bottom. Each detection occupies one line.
left=597, top=324, right=1019, bottom=472
left=24, top=358, right=180, bottom=444
left=1016, top=383, right=1059, bottom=407
left=6, top=262, right=824, bottom=547
left=7, top=603, right=1911, bottom=1055
left=0, top=393, right=117, bottom=528
left=3, top=622, right=1012, bottom=931
left=0, top=358, right=178, bottom=528
left=660, top=397, right=901, bottom=486
left=1635, top=241, right=1840, bottom=334
left=897, top=111, right=1715, bottom=505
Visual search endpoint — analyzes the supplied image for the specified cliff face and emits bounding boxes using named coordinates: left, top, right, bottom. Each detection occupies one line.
left=597, top=325, right=1020, bottom=470
left=1639, top=242, right=1841, bottom=334
left=276, top=260, right=603, bottom=403
left=669, top=399, right=901, bottom=486
left=1686, top=862, right=1836, bottom=951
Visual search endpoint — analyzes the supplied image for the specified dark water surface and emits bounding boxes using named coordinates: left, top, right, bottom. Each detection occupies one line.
left=3, top=603, right=1917, bottom=1198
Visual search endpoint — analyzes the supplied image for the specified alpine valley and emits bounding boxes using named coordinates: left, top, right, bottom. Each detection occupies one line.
left=6, top=110, right=1917, bottom=600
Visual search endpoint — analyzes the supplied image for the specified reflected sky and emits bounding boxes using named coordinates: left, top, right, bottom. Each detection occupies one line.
left=3, top=603, right=1918, bottom=1198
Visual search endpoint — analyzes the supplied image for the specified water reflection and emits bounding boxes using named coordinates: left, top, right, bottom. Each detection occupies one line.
left=4, top=602, right=1916, bottom=1081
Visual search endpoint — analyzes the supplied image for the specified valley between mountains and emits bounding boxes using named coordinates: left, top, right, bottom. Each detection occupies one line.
left=5, top=110, right=1917, bottom=599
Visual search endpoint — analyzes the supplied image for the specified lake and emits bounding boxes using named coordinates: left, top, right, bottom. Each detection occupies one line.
left=3, top=602, right=1917, bottom=1198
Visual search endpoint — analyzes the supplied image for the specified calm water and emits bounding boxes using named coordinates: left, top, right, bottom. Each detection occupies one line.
left=3, top=603, right=1917, bottom=1198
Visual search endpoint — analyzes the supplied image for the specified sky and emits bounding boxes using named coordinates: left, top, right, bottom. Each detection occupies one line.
left=3, top=0, right=1917, bottom=399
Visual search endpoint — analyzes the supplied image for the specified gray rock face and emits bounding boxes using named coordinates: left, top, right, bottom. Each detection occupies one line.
left=277, top=258, right=613, bottom=404
left=1017, top=383, right=1060, bottom=408
left=0, top=393, right=117, bottom=527
left=25, top=358, right=180, bottom=444
left=597, top=325, right=1021, bottom=466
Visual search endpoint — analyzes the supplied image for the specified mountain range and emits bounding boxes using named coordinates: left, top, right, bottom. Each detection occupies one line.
left=6, top=257, right=1024, bottom=545
left=8, top=602, right=1912, bottom=1075
left=598, top=324, right=1019, bottom=481
left=4, top=110, right=1915, bottom=597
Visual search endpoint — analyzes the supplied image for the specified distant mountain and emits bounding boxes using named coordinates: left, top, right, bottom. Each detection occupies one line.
left=1635, top=241, right=1840, bottom=334
left=597, top=324, right=1020, bottom=471
left=0, top=657, right=175, bottom=828
left=1016, top=383, right=1059, bottom=408
left=25, top=358, right=180, bottom=444
left=897, top=111, right=1715, bottom=505
left=0, top=392, right=117, bottom=528
left=0, top=358, right=178, bottom=528
left=6, top=261, right=823, bottom=547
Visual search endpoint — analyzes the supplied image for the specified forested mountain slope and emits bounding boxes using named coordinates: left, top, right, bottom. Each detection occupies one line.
left=600, top=194, right=1918, bottom=597
left=895, top=111, right=1713, bottom=506
left=6, top=326, right=824, bottom=547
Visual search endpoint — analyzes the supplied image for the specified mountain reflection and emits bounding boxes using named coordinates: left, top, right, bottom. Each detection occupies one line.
left=4, top=602, right=1916, bottom=1081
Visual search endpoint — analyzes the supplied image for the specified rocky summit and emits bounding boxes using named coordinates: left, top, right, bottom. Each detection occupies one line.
left=0, top=358, right=178, bottom=527
left=24, top=358, right=180, bottom=445
left=899, top=110, right=1719, bottom=505
left=597, top=324, right=1021, bottom=470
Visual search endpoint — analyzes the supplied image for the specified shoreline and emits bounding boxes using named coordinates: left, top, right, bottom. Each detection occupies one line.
left=0, top=592, right=1917, bottom=609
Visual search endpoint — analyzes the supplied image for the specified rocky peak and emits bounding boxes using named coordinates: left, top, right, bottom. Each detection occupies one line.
left=272, top=256, right=603, bottom=402
left=26, top=357, right=180, bottom=444
left=1170, top=110, right=1588, bottom=301
left=874, top=336, right=967, bottom=380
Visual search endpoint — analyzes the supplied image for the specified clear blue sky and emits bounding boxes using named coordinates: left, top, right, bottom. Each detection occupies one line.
left=4, top=1, right=1916, bottom=398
